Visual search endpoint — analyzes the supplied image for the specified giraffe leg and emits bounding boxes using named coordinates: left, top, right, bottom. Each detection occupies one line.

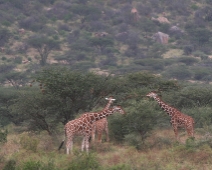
left=105, top=123, right=109, bottom=142
left=97, top=132, right=102, bottom=143
left=187, top=126, right=194, bottom=138
left=66, top=138, right=72, bottom=154
left=92, top=126, right=96, bottom=142
left=173, top=127, right=179, bottom=141
left=85, top=136, right=90, bottom=153
left=81, top=137, right=86, bottom=151
left=70, top=140, right=73, bottom=153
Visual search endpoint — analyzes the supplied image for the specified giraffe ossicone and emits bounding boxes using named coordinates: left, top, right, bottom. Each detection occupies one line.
left=59, top=105, right=125, bottom=154
left=105, top=97, right=116, bottom=101
left=146, top=91, right=195, bottom=141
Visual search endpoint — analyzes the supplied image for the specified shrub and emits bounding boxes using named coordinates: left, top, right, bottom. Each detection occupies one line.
left=21, top=160, right=42, bottom=170
left=19, top=15, right=45, bottom=31
left=27, top=57, right=32, bottom=61
left=124, top=133, right=143, bottom=150
left=2, top=56, right=6, bottom=61
left=192, top=51, right=208, bottom=60
left=14, top=56, right=22, bottom=64
left=0, top=27, right=11, bottom=46
left=0, top=129, right=8, bottom=143
left=162, top=65, right=193, bottom=80
left=67, top=153, right=100, bottom=170
left=124, top=100, right=160, bottom=142
left=17, top=160, right=57, bottom=170
left=183, top=45, right=194, bottom=55
left=134, top=59, right=165, bottom=70
left=71, top=61, right=96, bottom=71
left=19, top=133, right=39, bottom=152
left=2, top=20, right=11, bottom=27
left=3, top=159, right=16, bottom=170
left=106, top=164, right=131, bottom=170
left=108, top=114, right=127, bottom=142
left=192, top=67, right=211, bottom=80
left=178, top=56, right=199, bottom=65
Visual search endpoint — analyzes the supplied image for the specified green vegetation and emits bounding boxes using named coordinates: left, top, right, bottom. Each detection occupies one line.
left=0, top=0, right=211, bottom=78
left=1, top=0, right=212, bottom=169
left=0, top=68, right=211, bottom=168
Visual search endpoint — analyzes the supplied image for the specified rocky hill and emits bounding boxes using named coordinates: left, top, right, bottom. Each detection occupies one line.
left=0, top=0, right=212, bottom=82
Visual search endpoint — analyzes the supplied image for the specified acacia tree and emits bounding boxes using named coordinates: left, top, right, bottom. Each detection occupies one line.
left=10, top=68, right=180, bottom=135
left=2, top=72, right=28, bottom=89
left=0, top=87, right=19, bottom=126
left=0, top=64, right=29, bottom=89
left=9, top=67, right=125, bottom=134
left=0, top=27, right=11, bottom=47
left=10, top=91, right=59, bottom=135
left=89, top=37, right=114, bottom=54
left=9, top=67, right=122, bottom=134
left=34, top=67, right=123, bottom=124
left=27, top=35, right=60, bottom=66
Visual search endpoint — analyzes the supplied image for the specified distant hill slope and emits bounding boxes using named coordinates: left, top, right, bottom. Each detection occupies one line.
left=0, top=0, right=212, bottom=82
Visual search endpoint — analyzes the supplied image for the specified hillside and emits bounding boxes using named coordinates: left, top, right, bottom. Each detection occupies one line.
left=3, top=1, right=212, bottom=169
left=0, top=0, right=212, bottom=82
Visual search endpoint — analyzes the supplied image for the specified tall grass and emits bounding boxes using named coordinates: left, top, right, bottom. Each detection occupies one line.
left=1, top=127, right=212, bottom=169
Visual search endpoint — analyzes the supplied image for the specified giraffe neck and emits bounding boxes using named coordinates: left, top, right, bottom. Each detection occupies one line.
left=153, top=96, right=176, bottom=117
left=92, top=108, right=115, bottom=122
left=103, top=100, right=113, bottom=110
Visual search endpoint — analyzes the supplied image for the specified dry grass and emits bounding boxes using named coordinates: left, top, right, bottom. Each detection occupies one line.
left=162, top=49, right=184, bottom=58
left=1, top=127, right=212, bottom=169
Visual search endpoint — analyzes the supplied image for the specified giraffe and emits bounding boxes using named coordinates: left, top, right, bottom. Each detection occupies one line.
left=58, top=106, right=125, bottom=154
left=92, top=97, right=116, bottom=142
left=146, top=91, right=195, bottom=141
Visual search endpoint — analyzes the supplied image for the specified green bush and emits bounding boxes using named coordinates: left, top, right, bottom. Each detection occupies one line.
left=162, top=65, right=193, bottom=80
left=108, top=114, right=127, bottom=142
left=151, top=136, right=173, bottom=149
left=192, top=67, right=211, bottom=80
left=1, top=56, right=6, bottom=61
left=2, top=20, right=11, bottom=27
left=20, top=134, right=39, bottom=152
left=124, top=133, right=143, bottom=150
left=0, top=129, right=7, bottom=143
left=67, top=153, right=100, bottom=170
left=125, top=100, right=161, bottom=142
left=21, top=160, right=42, bottom=170
left=178, top=56, right=199, bottom=65
left=134, top=58, right=165, bottom=70
left=14, top=56, right=22, bottom=64
left=3, top=159, right=16, bottom=170
left=17, top=160, right=57, bottom=170
left=105, top=164, right=131, bottom=170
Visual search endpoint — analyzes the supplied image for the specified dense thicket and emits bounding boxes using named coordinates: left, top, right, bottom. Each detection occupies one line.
left=0, top=67, right=210, bottom=144
left=0, top=0, right=212, bottom=150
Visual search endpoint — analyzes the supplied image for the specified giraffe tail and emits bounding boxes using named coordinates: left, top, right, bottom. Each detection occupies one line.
left=58, top=139, right=65, bottom=151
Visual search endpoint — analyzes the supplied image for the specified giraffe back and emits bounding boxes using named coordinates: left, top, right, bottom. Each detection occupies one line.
left=174, top=112, right=195, bottom=127
left=65, top=112, right=98, bottom=136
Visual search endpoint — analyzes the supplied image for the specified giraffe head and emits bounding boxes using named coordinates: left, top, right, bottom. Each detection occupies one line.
left=146, top=91, right=158, bottom=98
left=111, top=106, right=125, bottom=114
left=105, top=96, right=116, bottom=101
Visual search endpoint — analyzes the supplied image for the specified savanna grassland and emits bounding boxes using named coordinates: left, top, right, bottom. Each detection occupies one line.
left=1, top=0, right=212, bottom=169
left=1, top=69, right=212, bottom=170
left=1, top=125, right=212, bottom=170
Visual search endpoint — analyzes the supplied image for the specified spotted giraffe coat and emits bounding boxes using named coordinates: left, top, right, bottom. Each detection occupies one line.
left=146, top=91, right=195, bottom=140
left=60, top=106, right=125, bottom=154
